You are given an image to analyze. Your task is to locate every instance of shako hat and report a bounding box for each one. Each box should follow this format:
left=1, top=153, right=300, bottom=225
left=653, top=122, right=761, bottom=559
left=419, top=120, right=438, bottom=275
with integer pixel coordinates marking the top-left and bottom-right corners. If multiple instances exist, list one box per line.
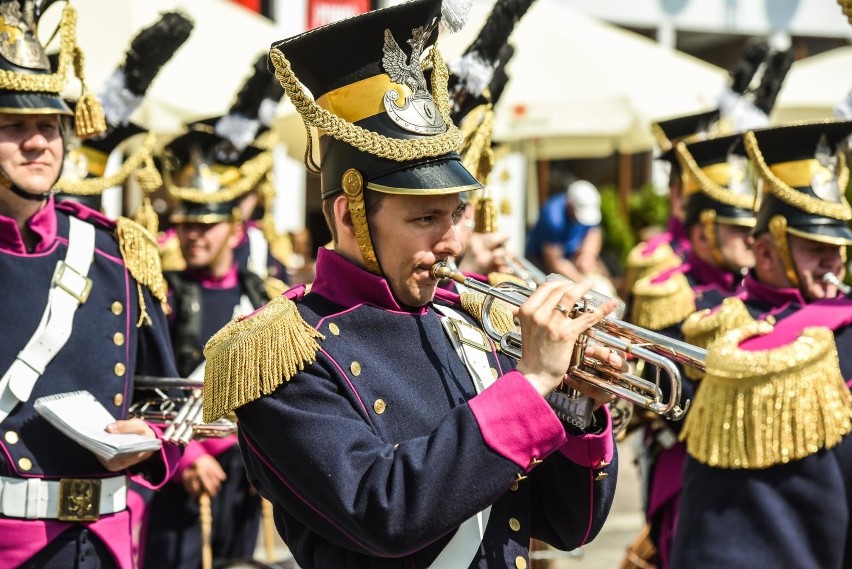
left=746, top=120, right=852, bottom=246
left=164, top=125, right=272, bottom=225
left=678, top=133, right=756, bottom=228
left=269, top=0, right=480, bottom=199
left=0, top=0, right=108, bottom=137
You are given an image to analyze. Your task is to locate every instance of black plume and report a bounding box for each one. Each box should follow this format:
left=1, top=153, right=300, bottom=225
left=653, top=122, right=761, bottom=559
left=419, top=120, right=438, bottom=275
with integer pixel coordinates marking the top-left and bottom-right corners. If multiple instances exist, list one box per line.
left=464, top=0, right=536, bottom=64
left=729, top=38, right=769, bottom=95
left=754, top=49, right=793, bottom=115
left=488, top=44, right=515, bottom=107
left=123, top=12, right=194, bottom=96
left=229, top=53, right=276, bottom=120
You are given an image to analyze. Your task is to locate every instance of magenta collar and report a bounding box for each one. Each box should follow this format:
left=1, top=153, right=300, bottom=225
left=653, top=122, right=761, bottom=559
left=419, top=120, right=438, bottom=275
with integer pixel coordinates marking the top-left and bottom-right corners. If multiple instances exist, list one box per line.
left=187, top=264, right=239, bottom=289
left=0, top=196, right=57, bottom=254
left=742, top=272, right=807, bottom=308
left=310, top=248, right=428, bottom=313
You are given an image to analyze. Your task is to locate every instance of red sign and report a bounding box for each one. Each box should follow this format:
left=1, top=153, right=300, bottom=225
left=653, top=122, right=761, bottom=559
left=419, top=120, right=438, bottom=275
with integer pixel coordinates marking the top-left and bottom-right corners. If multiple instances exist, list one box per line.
left=308, top=0, right=371, bottom=29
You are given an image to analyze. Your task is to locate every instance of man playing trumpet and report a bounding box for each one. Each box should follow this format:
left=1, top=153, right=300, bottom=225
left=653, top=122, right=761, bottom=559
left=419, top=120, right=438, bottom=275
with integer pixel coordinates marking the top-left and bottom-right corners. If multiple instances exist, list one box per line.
left=202, top=2, right=624, bottom=567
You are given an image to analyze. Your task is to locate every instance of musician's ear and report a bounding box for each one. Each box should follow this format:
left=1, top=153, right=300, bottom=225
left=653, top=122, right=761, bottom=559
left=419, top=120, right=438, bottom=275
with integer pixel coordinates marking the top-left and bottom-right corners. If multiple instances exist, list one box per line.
left=333, top=194, right=356, bottom=239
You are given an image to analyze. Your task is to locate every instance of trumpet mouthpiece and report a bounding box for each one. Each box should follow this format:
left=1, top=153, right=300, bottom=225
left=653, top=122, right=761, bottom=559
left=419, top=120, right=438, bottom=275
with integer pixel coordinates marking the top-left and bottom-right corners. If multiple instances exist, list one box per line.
left=430, top=261, right=463, bottom=283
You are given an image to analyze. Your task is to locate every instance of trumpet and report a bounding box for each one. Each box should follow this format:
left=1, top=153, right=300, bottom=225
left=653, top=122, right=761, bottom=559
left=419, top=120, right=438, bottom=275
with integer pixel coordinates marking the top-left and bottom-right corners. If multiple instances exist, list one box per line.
left=824, top=272, right=851, bottom=295
left=431, top=262, right=701, bottom=422
left=131, top=376, right=237, bottom=445
left=498, top=252, right=547, bottom=288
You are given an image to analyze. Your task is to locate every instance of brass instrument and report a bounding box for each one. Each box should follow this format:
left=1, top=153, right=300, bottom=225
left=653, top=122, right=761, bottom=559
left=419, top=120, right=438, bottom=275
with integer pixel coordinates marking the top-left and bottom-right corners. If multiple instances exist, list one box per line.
left=431, top=262, right=701, bottom=422
left=824, top=272, right=851, bottom=295
left=131, top=376, right=236, bottom=445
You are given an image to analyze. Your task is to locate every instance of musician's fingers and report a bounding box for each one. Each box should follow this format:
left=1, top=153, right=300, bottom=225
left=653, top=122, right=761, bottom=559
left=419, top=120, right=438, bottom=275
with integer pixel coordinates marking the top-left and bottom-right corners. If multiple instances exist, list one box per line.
left=585, top=345, right=628, bottom=372
left=516, top=280, right=566, bottom=319
left=106, top=418, right=156, bottom=438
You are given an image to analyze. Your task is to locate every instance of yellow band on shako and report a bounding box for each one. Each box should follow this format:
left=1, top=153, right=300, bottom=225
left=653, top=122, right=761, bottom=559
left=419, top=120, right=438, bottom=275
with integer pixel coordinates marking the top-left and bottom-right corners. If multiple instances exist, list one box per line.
left=769, top=158, right=833, bottom=188
left=315, top=74, right=412, bottom=125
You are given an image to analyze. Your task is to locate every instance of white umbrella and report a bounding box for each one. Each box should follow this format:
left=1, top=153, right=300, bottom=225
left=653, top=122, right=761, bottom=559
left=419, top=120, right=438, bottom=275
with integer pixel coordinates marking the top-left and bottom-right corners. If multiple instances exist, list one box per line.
left=41, top=0, right=283, bottom=133
left=773, top=46, right=852, bottom=124
left=439, top=0, right=726, bottom=157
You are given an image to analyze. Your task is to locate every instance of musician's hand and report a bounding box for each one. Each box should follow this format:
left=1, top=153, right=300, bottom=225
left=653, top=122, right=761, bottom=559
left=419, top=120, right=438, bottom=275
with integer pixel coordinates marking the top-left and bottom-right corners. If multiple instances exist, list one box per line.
left=99, top=419, right=157, bottom=471
left=562, top=345, right=628, bottom=410
left=514, top=280, right=620, bottom=397
left=182, top=454, right=227, bottom=498
left=458, top=231, right=509, bottom=275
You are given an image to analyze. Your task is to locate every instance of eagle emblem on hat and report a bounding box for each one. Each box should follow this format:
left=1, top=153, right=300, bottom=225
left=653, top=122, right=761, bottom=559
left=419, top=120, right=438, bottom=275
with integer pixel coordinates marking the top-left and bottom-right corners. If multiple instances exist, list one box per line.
left=382, top=22, right=447, bottom=135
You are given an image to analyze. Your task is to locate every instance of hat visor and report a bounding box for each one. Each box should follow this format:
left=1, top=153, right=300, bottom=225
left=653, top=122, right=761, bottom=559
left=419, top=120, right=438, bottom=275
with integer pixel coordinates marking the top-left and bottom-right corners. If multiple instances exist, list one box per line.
left=786, top=224, right=852, bottom=246
left=170, top=213, right=233, bottom=224
left=0, top=92, right=72, bottom=115
left=365, top=157, right=483, bottom=195
left=574, top=206, right=602, bottom=226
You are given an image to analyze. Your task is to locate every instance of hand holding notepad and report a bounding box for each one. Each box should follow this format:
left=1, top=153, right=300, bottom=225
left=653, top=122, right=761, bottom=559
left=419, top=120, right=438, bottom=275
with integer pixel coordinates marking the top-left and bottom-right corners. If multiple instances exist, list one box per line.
left=34, top=390, right=161, bottom=462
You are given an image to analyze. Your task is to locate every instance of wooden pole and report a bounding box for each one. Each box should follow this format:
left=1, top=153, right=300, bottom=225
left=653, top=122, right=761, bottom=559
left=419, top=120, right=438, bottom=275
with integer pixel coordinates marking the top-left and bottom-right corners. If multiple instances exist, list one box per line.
left=199, top=491, right=213, bottom=569
left=262, top=498, right=277, bottom=562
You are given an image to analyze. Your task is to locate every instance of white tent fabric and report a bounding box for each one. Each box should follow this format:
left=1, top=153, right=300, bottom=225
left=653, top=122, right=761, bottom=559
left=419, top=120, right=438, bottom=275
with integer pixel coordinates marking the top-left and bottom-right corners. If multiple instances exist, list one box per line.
left=773, top=46, right=852, bottom=124
left=40, top=0, right=282, bottom=133
left=437, top=0, right=727, bottom=157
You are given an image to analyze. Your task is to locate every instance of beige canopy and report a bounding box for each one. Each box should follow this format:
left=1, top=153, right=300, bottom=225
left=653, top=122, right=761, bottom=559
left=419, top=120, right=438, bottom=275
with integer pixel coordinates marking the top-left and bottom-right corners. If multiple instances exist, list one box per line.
left=773, top=46, right=852, bottom=124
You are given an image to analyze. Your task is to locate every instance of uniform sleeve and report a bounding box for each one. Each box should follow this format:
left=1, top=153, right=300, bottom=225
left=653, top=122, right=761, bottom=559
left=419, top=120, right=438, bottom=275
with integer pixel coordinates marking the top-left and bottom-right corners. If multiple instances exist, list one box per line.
left=236, top=355, right=612, bottom=557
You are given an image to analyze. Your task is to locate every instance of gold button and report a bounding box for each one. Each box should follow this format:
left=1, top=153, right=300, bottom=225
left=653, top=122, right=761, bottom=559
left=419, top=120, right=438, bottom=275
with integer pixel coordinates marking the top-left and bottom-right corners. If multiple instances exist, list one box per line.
left=4, top=431, right=18, bottom=444
left=111, top=301, right=123, bottom=315
left=114, top=362, right=126, bottom=376
left=598, top=460, right=610, bottom=468
left=350, top=361, right=362, bottom=376
left=18, top=457, right=32, bottom=471
left=329, top=322, right=340, bottom=336
left=373, top=399, right=386, bottom=414
left=490, top=367, right=498, bottom=379
left=112, top=332, right=125, bottom=346
left=509, top=517, right=521, bottom=531
left=515, top=556, right=527, bottom=569
left=510, top=481, right=519, bottom=492
left=114, top=393, right=124, bottom=406
left=529, top=457, right=543, bottom=467
left=595, top=471, right=609, bottom=481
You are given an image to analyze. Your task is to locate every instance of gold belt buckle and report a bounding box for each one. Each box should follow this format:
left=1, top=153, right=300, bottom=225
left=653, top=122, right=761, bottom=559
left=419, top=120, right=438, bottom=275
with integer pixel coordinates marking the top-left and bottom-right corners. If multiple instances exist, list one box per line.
left=58, top=478, right=101, bottom=521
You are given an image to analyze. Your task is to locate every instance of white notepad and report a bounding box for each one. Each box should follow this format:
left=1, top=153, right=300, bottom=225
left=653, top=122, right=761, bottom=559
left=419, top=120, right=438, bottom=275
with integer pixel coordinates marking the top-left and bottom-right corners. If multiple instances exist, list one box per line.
left=34, top=390, right=161, bottom=462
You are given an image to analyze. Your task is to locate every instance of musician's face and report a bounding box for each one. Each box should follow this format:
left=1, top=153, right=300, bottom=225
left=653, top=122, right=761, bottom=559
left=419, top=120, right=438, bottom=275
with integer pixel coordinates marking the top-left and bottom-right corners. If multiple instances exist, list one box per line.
left=370, top=192, right=465, bottom=308
left=716, top=223, right=754, bottom=273
left=789, top=235, right=845, bottom=300
left=176, top=220, right=240, bottom=271
left=0, top=113, right=63, bottom=198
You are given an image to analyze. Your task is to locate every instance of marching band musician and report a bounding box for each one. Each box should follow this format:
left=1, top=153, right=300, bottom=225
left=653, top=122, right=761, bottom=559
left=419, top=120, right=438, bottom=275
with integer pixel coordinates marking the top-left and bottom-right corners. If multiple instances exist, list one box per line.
left=626, top=131, right=759, bottom=569
left=0, top=1, right=180, bottom=567
left=672, top=120, right=852, bottom=568
left=201, top=1, right=625, bottom=567
left=140, top=130, right=274, bottom=569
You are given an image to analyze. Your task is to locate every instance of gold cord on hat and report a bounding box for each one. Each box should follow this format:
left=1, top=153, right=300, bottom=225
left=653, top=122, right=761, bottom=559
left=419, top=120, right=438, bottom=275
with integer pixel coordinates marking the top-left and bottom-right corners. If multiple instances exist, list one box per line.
left=269, top=44, right=463, bottom=173
left=699, top=209, right=726, bottom=267
left=768, top=215, right=800, bottom=289
left=167, top=151, right=273, bottom=204
left=55, top=132, right=159, bottom=195
left=676, top=141, right=756, bottom=210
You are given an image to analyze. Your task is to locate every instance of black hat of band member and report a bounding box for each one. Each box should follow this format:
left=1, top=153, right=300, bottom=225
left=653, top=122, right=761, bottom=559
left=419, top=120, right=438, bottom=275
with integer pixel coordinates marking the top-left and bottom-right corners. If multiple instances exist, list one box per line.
left=269, top=0, right=480, bottom=274
left=746, top=120, right=852, bottom=247
left=55, top=11, right=193, bottom=211
left=164, top=125, right=272, bottom=225
left=0, top=0, right=108, bottom=138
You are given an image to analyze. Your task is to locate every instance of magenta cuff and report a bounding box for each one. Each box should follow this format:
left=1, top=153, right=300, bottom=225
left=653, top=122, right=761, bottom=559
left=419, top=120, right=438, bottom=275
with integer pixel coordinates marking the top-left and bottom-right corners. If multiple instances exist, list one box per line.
left=134, top=423, right=183, bottom=490
left=468, top=371, right=567, bottom=471
left=558, top=404, right=614, bottom=468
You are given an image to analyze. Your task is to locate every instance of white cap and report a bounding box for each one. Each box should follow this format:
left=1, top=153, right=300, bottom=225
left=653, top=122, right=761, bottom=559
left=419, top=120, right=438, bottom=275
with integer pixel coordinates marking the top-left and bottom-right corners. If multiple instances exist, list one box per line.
left=567, top=180, right=601, bottom=225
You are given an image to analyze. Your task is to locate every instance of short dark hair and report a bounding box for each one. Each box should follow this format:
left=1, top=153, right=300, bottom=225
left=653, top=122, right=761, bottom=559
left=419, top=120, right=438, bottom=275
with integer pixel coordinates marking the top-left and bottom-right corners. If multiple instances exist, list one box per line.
left=321, top=188, right=388, bottom=245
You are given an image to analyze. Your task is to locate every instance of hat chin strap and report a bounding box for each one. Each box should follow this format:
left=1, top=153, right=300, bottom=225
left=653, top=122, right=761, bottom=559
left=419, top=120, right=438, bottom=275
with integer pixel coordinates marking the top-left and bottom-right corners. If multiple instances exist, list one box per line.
left=699, top=210, right=726, bottom=268
left=342, top=168, right=382, bottom=275
left=0, top=169, right=58, bottom=202
left=768, top=215, right=801, bottom=290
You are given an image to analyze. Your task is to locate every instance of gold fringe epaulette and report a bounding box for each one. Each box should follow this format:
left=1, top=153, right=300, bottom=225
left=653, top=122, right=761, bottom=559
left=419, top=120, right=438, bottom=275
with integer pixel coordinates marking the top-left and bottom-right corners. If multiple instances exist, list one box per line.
left=158, top=233, right=187, bottom=272
left=680, top=322, right=852, bottom=469
left=681, top=297, right=754, bottom=379
left=624, top=240, right=680, bottom=292
left=459, top=290, right=516, bottom=338
left=115, top=217, right=169, bottom=326
left=487, top=272, right=528, bottom=287
left=202, top=294, right=325, bottom=422
left=629, top=269, right=695, bottom=330
left=263, top=276, right=288, bottom=299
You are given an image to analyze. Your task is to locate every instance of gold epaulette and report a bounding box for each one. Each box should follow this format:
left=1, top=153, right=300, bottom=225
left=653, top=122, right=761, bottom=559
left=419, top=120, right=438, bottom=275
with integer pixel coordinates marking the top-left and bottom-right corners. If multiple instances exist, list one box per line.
left=115, top=217, right=169, bottom=326
left=158, top=233, right=187, bottom=272
left=263, top=276, right=287, bottom=299
left=202, top=294, right=325, bottom=422
left=624, top=240, right=680, bottom=292
left=487, top=272, right=528, bottom=287
left=459, top=290, right=516, bottom=338
left=681, top=297, right=754, bottom=379
left=679, top=322, right=852, bottom=469
left=629, top=269, right=695, bottom=330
